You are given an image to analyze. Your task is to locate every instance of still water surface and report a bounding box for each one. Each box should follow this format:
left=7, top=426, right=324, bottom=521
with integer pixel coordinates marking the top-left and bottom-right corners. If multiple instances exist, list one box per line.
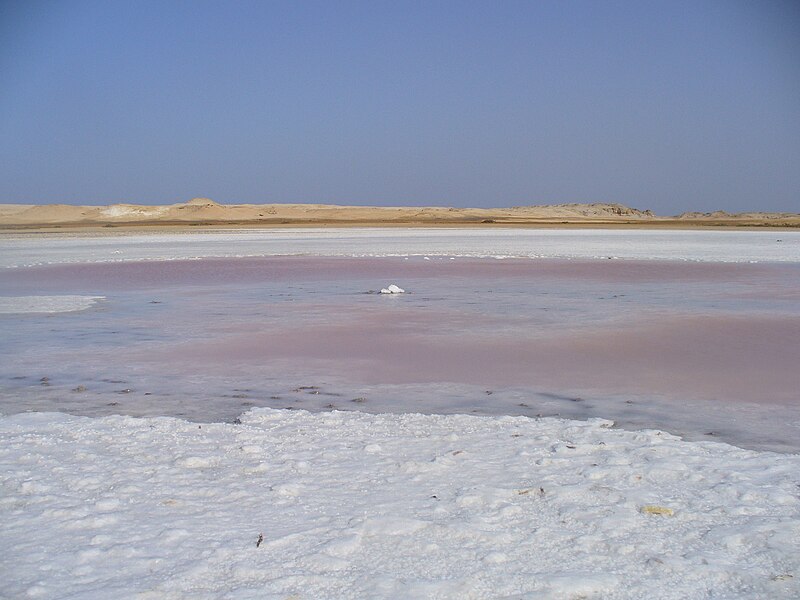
left=2, top=250, right=798, bottom=452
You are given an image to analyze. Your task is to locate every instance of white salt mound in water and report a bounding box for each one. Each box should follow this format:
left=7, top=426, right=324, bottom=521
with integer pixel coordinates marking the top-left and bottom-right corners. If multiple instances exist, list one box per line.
left=380, top=284, right=405, bottom=294
left=0, top=408, right=798, bottom=599
left=0, top=295, right=104, bottom=314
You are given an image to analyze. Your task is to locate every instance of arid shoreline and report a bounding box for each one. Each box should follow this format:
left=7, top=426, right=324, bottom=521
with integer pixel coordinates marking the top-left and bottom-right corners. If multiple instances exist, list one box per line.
left=1, top=198, right=798, bottom=232
left=2, top=218, right=798, bottom=235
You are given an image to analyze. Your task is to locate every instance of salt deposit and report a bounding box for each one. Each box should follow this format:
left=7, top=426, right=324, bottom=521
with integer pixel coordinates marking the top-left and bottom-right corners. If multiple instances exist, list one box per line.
left=0, top=408, right=797, bottom=599
left=1, top=228, right=799, bottom=268
left=380, top=284, right=405, bottom=294
left=0, top=295, right=104, bottom=314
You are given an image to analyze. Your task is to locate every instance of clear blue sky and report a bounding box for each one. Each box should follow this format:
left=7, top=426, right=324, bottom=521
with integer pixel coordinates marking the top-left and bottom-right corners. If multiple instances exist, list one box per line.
left=1, top=0, right=798, bottom=214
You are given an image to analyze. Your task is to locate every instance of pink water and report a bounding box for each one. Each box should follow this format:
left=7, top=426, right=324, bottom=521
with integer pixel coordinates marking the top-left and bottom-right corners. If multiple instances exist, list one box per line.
left=2, top=256, right=799, bottom=451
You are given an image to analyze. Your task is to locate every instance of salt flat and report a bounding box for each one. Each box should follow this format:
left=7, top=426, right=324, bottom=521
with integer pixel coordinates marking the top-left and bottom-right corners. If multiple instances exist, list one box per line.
left=1, top=229, right=799, bottom=598
left=1, top=227, right=799, bottom=268
left=2, top=409, right=798, bottom=599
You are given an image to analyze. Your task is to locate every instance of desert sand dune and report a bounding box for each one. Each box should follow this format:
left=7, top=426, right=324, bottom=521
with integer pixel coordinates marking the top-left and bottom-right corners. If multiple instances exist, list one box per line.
left=0, top=198, right=797, bottom=229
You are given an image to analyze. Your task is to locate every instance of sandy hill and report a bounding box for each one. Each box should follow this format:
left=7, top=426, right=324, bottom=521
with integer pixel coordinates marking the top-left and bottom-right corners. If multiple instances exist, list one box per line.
left=678, top=210, right=800, bottom=221
left=0, top=199, right=797, bottom=229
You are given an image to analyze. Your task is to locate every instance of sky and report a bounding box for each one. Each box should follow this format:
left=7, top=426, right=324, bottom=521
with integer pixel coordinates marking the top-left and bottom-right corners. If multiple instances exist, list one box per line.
left=0, top=0, right=798, bottom=214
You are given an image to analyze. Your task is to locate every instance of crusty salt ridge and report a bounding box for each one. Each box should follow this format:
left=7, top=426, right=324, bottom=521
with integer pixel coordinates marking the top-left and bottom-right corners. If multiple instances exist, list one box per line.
left=380, top=284, right=405, bottom=294
left=1, top=409, right=798, bottom=599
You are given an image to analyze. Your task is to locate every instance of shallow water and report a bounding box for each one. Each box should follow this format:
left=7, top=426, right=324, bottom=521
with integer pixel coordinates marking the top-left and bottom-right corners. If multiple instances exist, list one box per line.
left=1, top=250, right=799, bottom=453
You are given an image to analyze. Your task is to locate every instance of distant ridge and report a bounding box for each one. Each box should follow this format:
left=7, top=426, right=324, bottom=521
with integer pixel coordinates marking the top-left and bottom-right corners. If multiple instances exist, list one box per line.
left=678, top=210, right=800, bottom=221
left=514, top=203, right=655, bottom=218
left=0, top=199, right=797, bottom=229
left=183, top=197, right=221, bottom=207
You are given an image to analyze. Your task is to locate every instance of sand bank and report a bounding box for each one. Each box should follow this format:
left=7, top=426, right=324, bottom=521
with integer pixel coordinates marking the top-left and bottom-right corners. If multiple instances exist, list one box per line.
left=1, top=198, right=798, bottom=230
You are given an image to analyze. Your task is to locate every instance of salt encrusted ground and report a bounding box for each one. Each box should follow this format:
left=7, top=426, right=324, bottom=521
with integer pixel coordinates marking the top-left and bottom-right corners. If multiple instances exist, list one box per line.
left=1, top=228, right=799, bottom=268
left=2, top=230, right=799, bottom=598
left=1, top=408, right=798, bottom=599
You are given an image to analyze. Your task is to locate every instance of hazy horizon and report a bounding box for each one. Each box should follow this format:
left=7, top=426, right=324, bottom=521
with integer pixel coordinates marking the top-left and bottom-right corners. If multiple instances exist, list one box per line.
left=1, top=1, right=799, bottom=213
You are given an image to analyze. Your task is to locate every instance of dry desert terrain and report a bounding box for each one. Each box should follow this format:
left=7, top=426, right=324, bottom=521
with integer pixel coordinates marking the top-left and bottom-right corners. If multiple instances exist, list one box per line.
left=0, top=198, right=797, bottom=230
